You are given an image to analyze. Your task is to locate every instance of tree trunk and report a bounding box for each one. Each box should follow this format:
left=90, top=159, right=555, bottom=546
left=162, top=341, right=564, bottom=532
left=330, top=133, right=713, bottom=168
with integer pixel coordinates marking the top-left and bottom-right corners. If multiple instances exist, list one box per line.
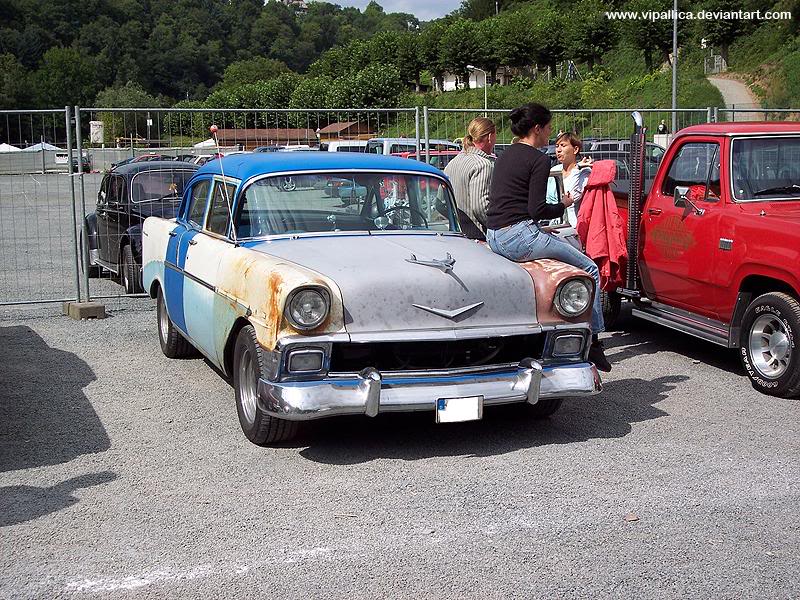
left=588, top=56, right=595, bottom=70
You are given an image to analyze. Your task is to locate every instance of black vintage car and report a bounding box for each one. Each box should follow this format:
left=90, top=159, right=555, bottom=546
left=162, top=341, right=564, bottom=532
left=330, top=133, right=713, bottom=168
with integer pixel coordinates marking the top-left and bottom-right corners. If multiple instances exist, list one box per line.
left=83, top=161, right=199, bottom=293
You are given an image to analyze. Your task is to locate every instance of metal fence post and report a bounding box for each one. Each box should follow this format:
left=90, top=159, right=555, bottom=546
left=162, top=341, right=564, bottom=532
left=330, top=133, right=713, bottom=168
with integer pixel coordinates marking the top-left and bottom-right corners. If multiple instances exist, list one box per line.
left=414, top=106, right=420, bottom=161
left=66, top=106, right=82, bottom=303
left=706, top=107, right=713, bottom=123
left=712, top=107, right=719, bottom=123
left=423, top=106, right=430, bottom=164
left=74, top=106, right=90, bottom=302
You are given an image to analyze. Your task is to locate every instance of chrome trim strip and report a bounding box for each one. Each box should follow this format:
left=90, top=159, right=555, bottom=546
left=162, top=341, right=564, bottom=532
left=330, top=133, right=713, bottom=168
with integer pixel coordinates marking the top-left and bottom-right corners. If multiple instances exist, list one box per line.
left=257, top=362, right=601, bottom=421
left=632, top=303, right=730, bottom=346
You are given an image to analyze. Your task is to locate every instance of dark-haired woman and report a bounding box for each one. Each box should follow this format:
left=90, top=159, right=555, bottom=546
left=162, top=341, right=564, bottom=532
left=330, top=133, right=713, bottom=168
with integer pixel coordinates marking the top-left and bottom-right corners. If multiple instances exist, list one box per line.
left=486, top=103, right=611, bottom=372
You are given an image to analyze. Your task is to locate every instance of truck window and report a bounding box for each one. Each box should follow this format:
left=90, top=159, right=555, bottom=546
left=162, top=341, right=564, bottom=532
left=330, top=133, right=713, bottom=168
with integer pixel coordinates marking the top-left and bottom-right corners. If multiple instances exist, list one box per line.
left=366, top=141, right=384, bottom=154
left=662, top=142, right=720, bottom=200
left=731, top=137, right=800, bottom=201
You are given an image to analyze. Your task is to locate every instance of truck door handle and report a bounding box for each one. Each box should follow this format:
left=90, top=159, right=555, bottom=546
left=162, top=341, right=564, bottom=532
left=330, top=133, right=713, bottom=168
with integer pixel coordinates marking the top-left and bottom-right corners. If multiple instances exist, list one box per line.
left=188, top=239, right=198, bottom=246
left=648, top=208, right=662, bottom=216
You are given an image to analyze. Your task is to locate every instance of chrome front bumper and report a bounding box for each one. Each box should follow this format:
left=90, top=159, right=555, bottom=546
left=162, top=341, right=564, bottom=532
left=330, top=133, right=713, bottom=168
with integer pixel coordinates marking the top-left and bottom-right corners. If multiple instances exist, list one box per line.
left=257, top=361, right=601, bottom=421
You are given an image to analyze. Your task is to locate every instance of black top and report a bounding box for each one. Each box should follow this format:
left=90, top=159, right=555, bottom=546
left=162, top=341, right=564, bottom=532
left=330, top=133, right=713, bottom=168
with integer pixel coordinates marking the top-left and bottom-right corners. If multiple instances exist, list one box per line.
left=486, top=143, right=565, bottom=230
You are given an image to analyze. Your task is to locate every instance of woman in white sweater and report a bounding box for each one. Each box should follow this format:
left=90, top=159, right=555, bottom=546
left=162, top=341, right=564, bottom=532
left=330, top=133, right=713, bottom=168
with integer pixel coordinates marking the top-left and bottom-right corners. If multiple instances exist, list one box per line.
left=554, top=132, right=593, bottom=227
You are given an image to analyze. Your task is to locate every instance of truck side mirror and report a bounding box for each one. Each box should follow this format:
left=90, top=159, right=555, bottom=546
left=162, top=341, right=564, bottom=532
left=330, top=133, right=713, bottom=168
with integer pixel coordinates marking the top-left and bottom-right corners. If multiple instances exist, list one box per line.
left=674, top=186, right=689, bottom=207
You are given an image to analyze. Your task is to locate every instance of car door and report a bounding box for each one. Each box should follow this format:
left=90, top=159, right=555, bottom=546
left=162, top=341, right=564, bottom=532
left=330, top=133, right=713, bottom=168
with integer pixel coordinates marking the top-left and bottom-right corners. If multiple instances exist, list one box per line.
left=163, top=178, right=211, bottom=336
left=96, top=174, right=126, bottom=267
left=181, top=177, right=237, bottom=361
left=639, top=139, right=723, bottom=317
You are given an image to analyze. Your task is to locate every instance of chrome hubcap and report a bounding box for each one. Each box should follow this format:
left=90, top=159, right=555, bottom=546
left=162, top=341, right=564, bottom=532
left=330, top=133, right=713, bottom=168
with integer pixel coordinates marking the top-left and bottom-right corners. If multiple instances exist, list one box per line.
left=749, top=314, right=792, bottom=379
left=238, top=347, right=258, bottom=426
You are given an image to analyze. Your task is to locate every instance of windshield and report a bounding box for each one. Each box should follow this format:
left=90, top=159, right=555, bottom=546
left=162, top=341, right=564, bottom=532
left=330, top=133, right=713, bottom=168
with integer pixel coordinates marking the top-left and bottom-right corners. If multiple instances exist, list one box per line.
left=732, top=137, right=800, bottom=201
left=237, top=172, right=460, bottom=237
left=130, top=170, right=194, bottom=203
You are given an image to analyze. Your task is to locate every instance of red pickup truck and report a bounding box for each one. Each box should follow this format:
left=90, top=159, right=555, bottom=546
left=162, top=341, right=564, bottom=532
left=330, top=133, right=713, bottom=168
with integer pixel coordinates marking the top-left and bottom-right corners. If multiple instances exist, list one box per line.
left=608, top=118, right=800, bottom=398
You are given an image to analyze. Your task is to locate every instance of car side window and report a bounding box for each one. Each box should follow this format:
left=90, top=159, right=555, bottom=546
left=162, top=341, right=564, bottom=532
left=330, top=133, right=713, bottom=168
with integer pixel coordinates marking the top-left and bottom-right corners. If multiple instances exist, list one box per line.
left=187, top=180, right=211, bottom=228
left=98, top=175, right=109, bottom=204
left=206, top=181, right=237, bottom=236
left=108, top=175, right=126, bottom=205
left=661, top=142, right=720, bottom=199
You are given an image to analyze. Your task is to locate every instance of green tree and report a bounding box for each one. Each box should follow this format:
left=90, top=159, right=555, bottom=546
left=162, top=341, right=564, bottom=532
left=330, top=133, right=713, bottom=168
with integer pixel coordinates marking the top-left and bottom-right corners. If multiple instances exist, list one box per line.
left=218, top=58, right=290, bottom=90
left=0, top=53, right=31, bottom=109
left=95, top=81, right=162, bottom=143
left=567, top=0, right=618, bottom=69
left=439, top=19, right=481, bottom=89
left=701, top=0, right=752, bottom=63
left=33, top=46, right=100, bottom=107
left=621, top=0, right=675, bottom=71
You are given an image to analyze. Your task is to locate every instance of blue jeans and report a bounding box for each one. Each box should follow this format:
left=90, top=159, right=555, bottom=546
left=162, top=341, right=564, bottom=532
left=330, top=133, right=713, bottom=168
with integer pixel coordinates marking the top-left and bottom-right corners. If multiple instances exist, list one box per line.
left=487, top=220, right=604, bottom=335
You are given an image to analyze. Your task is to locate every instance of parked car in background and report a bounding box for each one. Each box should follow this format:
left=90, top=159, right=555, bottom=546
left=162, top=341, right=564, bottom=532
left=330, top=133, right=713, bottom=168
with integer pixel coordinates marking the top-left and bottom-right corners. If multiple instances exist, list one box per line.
left=110, top=154, right=176, bottom=170
left=83, top=161, right=199, bottom=293
left=142, top=152, right=602, bottom=445
left=392, top=150, right=461, bottom=170
left=366, top=137, right=460, bottom=155
left=324, top=140, right=368, bottom=153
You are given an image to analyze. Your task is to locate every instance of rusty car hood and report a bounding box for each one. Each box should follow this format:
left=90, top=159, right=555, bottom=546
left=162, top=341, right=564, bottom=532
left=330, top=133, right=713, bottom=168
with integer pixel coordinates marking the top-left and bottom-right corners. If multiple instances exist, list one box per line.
left=246, top=233, right=538, bottom=336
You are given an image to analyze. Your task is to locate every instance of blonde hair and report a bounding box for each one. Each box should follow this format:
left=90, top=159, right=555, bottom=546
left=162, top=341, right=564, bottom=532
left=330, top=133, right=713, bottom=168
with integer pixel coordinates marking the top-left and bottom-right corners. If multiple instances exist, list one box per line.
left=462, top=117, right=496, bottom=151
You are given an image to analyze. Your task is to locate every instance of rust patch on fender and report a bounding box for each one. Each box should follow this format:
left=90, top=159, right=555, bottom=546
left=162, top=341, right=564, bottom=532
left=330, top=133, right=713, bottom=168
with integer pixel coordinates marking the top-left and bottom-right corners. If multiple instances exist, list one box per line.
left=518, top=259, right=593, bottom=326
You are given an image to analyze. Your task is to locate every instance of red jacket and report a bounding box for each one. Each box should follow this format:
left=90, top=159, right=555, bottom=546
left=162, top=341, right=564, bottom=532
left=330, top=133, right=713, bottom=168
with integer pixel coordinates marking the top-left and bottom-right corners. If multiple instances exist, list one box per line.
left=575, top=160, right=627, bottom=291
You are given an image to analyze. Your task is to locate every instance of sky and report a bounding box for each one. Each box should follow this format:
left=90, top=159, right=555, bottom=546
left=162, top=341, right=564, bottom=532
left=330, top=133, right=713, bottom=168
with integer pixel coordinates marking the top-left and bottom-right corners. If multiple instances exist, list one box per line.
left=318, top=0, right=463, bottom=20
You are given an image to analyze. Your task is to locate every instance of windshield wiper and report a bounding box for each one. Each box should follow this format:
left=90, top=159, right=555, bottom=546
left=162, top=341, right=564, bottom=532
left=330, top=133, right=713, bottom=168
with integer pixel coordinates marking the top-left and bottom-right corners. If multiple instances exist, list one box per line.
left=753, top=184, right=800, bottom=196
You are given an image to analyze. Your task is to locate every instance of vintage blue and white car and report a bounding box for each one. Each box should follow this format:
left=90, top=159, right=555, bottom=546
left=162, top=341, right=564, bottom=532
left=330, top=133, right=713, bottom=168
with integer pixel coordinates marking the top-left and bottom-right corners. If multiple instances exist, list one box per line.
left=142, top=152, right=602, bottom=445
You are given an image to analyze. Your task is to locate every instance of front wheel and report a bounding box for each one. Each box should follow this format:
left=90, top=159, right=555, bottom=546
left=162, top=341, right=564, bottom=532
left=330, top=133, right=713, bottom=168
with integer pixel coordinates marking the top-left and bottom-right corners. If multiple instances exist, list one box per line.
left=526, top=398, right=563, bottom=418
left=739, top=292, right=800, bottom=398
left=600, top=290, right=622, bottom=329
left=233, top=325, right=299, bottom=445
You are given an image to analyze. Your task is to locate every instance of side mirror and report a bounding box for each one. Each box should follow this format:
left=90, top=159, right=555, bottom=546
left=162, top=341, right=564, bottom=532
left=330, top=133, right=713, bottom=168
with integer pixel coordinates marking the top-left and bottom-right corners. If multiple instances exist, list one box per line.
left=673, top=186, right=689, bottom=207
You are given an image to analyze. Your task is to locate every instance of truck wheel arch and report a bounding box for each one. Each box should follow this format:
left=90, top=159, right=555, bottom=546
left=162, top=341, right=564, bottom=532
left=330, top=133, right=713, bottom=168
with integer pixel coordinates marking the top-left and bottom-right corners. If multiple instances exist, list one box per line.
left=733, top=275, right=800, bottom=329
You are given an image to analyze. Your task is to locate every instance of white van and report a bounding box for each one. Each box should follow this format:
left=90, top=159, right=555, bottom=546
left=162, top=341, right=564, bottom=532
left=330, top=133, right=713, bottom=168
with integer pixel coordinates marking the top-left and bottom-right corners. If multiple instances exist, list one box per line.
left=326, top=140, right=368, bottom=153
left=365, top=137, right=460, bottom=155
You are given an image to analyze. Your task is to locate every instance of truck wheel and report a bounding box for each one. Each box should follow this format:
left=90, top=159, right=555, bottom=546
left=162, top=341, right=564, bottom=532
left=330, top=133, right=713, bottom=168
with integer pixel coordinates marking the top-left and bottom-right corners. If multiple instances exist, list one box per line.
left=526, top=398, right=563, bottom=418
left=601, top=290, right=622, bottom=329
left=739, top=292, right=800, bottom=398
left=120, top=245, right=143, bottom=294
left=157, top=288, right=194, bottom=359
left=233, top=325, right=299, bottom=445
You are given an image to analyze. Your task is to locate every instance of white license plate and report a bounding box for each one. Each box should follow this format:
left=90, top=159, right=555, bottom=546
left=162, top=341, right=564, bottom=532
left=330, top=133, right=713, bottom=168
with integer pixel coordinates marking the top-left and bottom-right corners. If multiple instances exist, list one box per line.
left=435, top=396, right=483, bottom=423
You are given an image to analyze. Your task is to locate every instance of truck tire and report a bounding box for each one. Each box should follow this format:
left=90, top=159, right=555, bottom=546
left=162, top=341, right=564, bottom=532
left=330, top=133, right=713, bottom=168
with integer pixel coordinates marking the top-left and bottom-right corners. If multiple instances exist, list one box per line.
left=233, top=325, right=299, bottom=445
left=120, top=244, right=143, bottom=294
left=601, top=290, right=622, bottom=329
left=739, top=292, right=800, bottom=398
left=157, top=288, right=194, bottom=359
left=526, top=398, right=563, bottom=418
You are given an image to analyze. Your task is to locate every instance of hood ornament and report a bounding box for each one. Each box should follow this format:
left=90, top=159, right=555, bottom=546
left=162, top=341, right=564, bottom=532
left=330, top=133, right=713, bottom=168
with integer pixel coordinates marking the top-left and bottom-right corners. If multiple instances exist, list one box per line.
left=413, top=301, right=484, bottom=320
left=406, top=252, right=455, bottom=273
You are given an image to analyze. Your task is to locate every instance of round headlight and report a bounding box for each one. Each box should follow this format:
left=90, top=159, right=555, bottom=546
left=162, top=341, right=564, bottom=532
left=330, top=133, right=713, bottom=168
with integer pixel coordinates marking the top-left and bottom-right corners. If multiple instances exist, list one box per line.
left=555, top=278, right=592, bottom=317
left=286, top=287, right=330, bottom=330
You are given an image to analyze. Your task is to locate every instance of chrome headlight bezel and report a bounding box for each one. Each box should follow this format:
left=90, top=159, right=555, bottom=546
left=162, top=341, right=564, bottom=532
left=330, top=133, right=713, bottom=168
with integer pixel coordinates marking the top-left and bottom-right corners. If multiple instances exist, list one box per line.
left=554, top=277, right=593, bottom=318
left=284, top=286, right=331, bottom=331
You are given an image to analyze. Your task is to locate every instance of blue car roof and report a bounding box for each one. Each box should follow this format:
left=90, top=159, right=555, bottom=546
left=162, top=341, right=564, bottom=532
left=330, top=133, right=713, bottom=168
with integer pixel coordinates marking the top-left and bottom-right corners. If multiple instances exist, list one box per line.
left=195, top=151, right=446, bottom=181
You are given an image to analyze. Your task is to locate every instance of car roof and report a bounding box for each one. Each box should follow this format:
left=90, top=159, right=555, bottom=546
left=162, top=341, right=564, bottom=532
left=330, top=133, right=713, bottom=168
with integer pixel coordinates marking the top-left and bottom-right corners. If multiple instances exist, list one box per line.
left=196, top=152, right=445, bottom=181
left=677, top=122, right=800, bottom=136
left=111, top=161, right=199, bottom=174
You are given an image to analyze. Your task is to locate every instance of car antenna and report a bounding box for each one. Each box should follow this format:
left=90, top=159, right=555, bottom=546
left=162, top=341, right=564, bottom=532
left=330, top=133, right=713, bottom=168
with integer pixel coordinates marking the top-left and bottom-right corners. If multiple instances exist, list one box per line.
left=210, top=124, right=239, bottom=246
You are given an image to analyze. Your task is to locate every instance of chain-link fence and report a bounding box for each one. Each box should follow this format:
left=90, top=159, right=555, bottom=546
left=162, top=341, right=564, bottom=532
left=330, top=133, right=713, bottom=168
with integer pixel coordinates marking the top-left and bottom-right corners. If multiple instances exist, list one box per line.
left=0, top=108, right=83, bottom=305
left=1, top=104, right=798, bottom=306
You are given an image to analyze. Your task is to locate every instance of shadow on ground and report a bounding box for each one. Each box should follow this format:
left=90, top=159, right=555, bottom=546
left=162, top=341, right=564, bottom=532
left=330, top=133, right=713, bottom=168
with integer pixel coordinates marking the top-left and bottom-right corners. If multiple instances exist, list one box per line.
left=602, top=305, right=745, bottom=376
left=296, top=375, right=685, bottom=465
left=0, top=471, right=117, bottom=527
left=0, top=325, right=110, bottom=473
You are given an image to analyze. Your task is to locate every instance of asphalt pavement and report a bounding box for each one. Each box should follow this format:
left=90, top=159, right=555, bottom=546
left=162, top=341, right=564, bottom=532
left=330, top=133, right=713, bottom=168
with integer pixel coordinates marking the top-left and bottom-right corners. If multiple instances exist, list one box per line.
left=1, top=302, right=798, bottom=599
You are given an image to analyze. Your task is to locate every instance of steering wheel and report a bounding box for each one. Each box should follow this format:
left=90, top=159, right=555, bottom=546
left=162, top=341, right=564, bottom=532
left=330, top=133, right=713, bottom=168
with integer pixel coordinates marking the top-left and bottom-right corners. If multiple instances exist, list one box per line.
left=374, top=205, right=428, bottom=229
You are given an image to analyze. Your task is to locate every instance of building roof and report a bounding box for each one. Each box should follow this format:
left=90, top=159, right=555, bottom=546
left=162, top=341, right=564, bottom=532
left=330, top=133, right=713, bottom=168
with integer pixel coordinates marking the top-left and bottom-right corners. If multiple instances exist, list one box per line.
left=215, top=128, right=317, bottom=143
left=317, top=122, right=360, bottom=134
left=196, top=151, right=445, bottom=182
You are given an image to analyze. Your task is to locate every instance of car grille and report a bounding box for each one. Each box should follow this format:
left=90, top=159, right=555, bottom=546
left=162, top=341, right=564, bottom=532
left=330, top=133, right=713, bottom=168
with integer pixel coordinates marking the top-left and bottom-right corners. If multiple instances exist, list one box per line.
left=328, top=335, right=545, bottom=373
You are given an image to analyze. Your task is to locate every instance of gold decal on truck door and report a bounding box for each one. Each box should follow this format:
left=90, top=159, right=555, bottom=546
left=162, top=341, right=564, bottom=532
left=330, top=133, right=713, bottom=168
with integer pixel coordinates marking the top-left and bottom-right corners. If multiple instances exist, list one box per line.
left=650, top=215, right=695, bottom=260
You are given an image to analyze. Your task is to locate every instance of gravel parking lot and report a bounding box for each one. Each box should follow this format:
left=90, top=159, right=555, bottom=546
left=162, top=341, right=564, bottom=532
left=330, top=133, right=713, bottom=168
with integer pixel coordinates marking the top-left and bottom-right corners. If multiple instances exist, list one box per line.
left=1, top=302, right=798, bottom=599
